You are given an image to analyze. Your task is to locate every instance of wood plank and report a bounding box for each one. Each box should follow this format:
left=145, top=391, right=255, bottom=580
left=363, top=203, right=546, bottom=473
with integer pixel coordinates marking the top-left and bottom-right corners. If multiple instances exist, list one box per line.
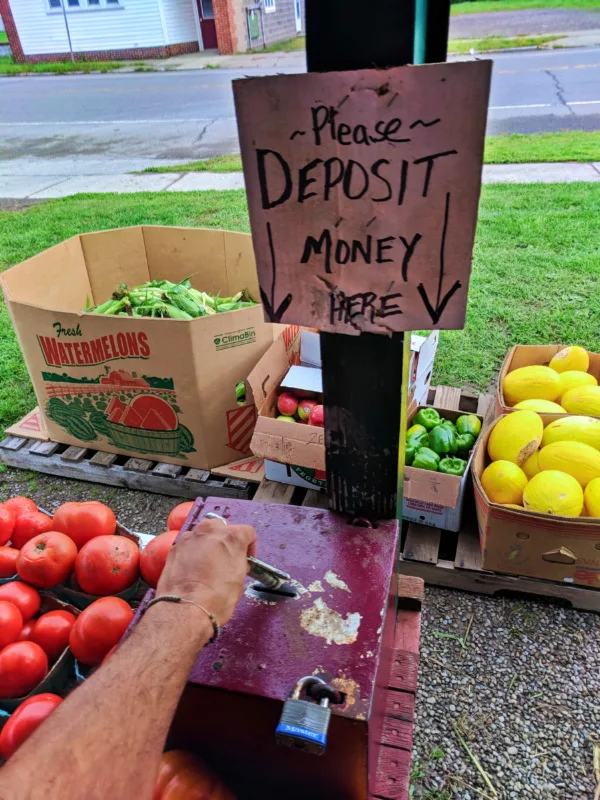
left=60, top=446, right=89, bottom=463
left=373, top=744, right=411, bottom=800
left=89, top=451, right=118, bottom=467
left=152, top=462, right=183, bottom=479
left=381, top=714, right=413, bottom=751
left=389, top=650, right=419, bottom=695
left=302, top=489, right=328, bottom=509
left=454, top=523, right=483, bottom=571
left=384, top=689, right=415, bottom=724
left=187, top=469, right=211, bottom=483
left=394, top=611, right=421, bottom=655
left=402, top=523, right=441, bottom=564
left=223, top=478, right=249, bottom=491
left=433, top=385, right=461, bottom=410
left=252, top=479, right=295, bottom=505
left=399, top=557, right=600, bottom=613
left=396, top=575, right=424, bottom=611
left=0, top=436, right=28, bottom=452
left=0, top=449, right=250, bottom=501
left=124, top=458, right=154, bottom=473
left=29, top=440, right=60, bottom=457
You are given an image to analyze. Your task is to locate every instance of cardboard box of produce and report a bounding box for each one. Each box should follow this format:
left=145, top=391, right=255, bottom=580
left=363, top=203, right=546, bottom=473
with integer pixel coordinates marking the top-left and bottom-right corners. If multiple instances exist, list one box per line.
left=403, top=406, right=483, bottom=533
left=472, top=415, right=600, bottom=586
left=496, top=344, right=600, bottom=416
left=1, top=226, right=276, bottom=470
left=248, top=326, right=438, bottom=479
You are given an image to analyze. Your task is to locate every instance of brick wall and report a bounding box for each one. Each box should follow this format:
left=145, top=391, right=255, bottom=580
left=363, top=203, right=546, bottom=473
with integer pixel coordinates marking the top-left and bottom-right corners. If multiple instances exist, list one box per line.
left=0, top=0, right=25, bottom=62
left=4, top=40, right=198, bottom=65
left=261, top=0, right=303, bottom=47
left=213, top=0, right=238, bottom=54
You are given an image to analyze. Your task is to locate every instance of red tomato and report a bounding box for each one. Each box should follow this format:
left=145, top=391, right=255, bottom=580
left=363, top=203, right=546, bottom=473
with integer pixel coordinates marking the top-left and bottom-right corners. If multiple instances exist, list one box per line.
left=52, top=501, right=116, bottom=550
left=0, top=693, right=62, bottom=759
left=0, top=547, right=18, bottom=579
left=101, top=644, right=118, bottom=665
left=0, top=583, right=41, bottom=622
left=18, top=620, right=36, bottom=642
left=69, top=596, right=133, bottom=666
left=154, top=750, right=235, bottom=800
left=0, top=642, right=48, bottom=699
left=167, top=502, right=194, bottom=532
left=140, top=531, right=178, bottom=589
left=31, top=610, right=76, bottom=662
left=0, top=506, right=15, bottom=547
left=11, top=511, right=53, bottom=550
left=2, top=497, right=37, bottom=519
left=17, top=532, right=77, bottom=589
left=74, top=535, right=139, bottom=596
left=0, top=601, right=23, bottom=649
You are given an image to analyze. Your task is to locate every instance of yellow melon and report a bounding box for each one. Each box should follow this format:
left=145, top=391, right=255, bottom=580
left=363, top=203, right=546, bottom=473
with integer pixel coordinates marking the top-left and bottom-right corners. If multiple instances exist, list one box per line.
left=549, top=345, right=589, bottom=374
left=523, top=470, right=583, bottom=517
left=521, top=450, right=541, bottom=480
left=514, top=399, right=565, bottom=413
left=487, top=411, right=544, bottom=466
left=502, top=366, right=561, bottom=406
left=557, top=370, right=597, bottom=400
left=583, top=477, right=600, bottom=517
left=481, top=461, right=528, bottom=505
left=538, top=440, right=600, bottom=488
left=561, top=385, right=600, bottom=417
left=542, top=415, right=600, bottom=451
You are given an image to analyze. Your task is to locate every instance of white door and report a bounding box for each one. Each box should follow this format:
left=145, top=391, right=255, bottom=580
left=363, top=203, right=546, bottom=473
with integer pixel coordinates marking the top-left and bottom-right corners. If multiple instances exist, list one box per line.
left=294, top=0, right=302, bottom=32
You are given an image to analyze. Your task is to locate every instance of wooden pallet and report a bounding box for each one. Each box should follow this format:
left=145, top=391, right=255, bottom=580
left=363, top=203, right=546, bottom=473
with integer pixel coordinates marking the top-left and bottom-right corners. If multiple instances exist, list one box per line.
left=0, top=436, right=252, bottom=501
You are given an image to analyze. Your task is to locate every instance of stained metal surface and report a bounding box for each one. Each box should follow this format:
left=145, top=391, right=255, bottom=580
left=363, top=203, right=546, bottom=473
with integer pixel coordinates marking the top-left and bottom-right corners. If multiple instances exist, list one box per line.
left=180, top=498, right=399, bottom=721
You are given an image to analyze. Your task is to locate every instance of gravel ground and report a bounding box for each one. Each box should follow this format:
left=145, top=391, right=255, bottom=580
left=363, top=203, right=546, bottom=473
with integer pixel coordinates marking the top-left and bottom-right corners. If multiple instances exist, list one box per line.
left=0, top=467, right=179, bottom=534
left=449, top=8, right=600, bottom=38
left=412, top=587, right=599, bottom=800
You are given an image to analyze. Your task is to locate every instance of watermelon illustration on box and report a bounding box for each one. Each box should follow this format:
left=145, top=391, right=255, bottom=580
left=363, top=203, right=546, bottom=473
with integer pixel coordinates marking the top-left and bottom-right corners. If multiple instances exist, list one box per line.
left=45, top=369, right=195, bottom=457
left=0, top=225, right=277, bottom=470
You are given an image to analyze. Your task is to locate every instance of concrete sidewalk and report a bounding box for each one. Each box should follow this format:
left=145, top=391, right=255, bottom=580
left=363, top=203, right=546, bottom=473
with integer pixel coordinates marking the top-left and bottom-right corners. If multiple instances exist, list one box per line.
left=2, top=163, right=600, bottom=200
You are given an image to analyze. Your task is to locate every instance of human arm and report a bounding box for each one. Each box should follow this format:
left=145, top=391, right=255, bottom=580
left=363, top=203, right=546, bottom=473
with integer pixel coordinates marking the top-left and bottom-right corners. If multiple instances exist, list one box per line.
left=0, top=518, right=257, bottom=800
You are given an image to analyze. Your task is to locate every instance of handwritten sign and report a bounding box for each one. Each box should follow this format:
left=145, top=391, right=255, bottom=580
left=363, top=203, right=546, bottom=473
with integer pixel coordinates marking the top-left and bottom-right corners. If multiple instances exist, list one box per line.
left=233, top=61, right=491, bottom=334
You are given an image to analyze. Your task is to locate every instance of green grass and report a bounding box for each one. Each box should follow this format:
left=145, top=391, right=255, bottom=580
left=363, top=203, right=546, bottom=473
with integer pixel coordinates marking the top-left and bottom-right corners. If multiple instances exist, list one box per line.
left=0, top=32, right=8, bottom=45
left=451, top=0, right=600, bottom=13
left=142, top=154, right=243, bottom=174
left=449, top=34, right=559, bottom=53
left=485, top=131, right=600, bottom=163
left=0, top=55, right=124, bottom=75
left=0, top=184, right=599, bottom=432
left=252, top=35, right=306, bottom=53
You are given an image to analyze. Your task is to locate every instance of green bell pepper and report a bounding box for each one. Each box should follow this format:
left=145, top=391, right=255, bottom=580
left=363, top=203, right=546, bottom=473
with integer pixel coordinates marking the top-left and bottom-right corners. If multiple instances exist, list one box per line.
left=406, top=424, right=427, bottom=441
left=407, top=430, right=429, bottom=449
left=405, top=443, right=417, bottom=466
left=428, top=425, right=457, bottom=455
left=455, top=432, right=475, bottom=457
left=438, top=457, right=467, bottom=476
left=439, top=419, right=457, bottom=433
left=456, top=414, right=481, bottom=438
left=413, top=408, right=441, bottom=431
left=412, top=447, right=440, bottom=471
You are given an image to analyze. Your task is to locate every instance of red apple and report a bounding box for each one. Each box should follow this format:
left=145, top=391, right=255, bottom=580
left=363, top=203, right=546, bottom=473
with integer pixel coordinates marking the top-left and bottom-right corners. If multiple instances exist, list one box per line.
left=277, top=392, right=298, bottom=417
left=297, top=399, right=317, bottom=422
left=308, top=404, right=324, bottom=427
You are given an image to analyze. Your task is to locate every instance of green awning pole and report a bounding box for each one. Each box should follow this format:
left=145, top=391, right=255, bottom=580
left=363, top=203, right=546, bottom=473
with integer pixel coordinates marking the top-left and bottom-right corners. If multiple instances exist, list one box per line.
left=413, top=0, right=428, bottom=65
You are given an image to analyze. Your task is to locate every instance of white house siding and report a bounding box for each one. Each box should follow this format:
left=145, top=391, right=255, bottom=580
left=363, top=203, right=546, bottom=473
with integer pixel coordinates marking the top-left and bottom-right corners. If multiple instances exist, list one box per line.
left=9, top=0, right=165, bottom=56
left=160, top=0, right=197, bottom=44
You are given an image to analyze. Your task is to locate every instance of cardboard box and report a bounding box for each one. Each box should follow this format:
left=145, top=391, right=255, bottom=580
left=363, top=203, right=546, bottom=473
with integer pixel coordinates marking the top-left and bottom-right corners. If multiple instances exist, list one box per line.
left=472, top=415, right=600, bottom=586
left=264, top=459, right=326, bottom=490
left=496, top=344, right=600, bottom=416
left=402, top=405, right=483, bottom=532
left=249, top=327, right=439, bottom=473
left=1, top=226, right=276, bottom=470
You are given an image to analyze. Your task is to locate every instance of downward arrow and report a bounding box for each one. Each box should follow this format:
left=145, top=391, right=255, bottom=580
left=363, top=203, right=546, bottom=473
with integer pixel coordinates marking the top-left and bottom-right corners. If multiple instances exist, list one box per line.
left=418, top=192, right=463, bottom=325
left=261, top=221, right=294, bottom=323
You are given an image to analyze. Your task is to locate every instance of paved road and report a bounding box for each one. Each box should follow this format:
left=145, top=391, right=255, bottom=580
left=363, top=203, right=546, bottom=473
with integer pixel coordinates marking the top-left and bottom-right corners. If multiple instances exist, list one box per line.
left=1, top=46, right=600, bottom=178
left=450, top=8, right=600, bottom=38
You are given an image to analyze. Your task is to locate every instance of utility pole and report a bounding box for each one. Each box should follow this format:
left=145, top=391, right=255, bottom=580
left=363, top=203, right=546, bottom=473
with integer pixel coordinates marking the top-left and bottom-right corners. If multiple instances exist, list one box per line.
left=60, top=0, right=76, bottom=63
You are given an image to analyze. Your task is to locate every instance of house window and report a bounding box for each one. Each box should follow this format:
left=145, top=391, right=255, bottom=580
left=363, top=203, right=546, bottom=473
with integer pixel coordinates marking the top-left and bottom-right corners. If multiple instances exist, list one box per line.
left=48, top=0, right=62, bottom=7
left=263, top=0, right=276, bottom=12
left=47, top=0, right=121, bottom=9
left=88, top=0, right=101, bottom=5
left=67, top=0, right=80, bottom=6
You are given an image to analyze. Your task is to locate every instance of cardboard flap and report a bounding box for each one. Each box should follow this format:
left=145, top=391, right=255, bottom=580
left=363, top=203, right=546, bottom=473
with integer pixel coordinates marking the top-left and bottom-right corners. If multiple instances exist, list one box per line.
left=142, top=226, right=227, bottom=293
left=251, top=416, right=326, bottom=471
left=81, top=227, right=149, bottom=304
left=542, top=547, right=577, bottom=564
left=404, top=466, right=460, bottom=507
left=248, top=331, right=292, bottom=408
left=1, top=236, right=91, bottom=311
left=223, top=231, right=261, bottom=300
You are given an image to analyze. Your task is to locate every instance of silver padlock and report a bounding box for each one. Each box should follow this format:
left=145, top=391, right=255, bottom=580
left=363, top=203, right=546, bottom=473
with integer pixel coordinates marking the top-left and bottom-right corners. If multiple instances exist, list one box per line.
left=275, top=676, right=331, bottom=756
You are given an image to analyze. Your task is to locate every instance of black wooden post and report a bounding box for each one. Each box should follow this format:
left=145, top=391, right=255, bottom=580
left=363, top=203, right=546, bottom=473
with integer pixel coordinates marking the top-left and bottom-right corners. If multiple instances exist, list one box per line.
left=305, top=0, right=451, bottom=519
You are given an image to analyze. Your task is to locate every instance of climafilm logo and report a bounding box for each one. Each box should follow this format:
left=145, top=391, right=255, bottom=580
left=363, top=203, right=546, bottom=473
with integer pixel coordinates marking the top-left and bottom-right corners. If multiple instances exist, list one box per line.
left=214, top=327, right=256, bottom=352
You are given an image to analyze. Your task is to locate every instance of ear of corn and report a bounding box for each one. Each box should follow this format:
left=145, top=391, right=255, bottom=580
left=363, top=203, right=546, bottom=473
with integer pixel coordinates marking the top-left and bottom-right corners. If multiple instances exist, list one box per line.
left=85, top=280, right=257, bottom=319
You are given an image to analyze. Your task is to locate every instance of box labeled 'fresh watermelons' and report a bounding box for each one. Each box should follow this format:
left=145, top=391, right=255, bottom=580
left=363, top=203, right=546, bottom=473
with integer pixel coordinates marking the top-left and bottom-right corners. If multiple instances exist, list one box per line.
left=1, top=226, right=275, bottom=470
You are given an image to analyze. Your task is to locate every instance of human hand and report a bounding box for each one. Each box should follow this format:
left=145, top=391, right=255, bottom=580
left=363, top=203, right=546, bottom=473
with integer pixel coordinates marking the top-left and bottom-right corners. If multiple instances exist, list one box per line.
left=156, top=518, right=257, bottom=627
